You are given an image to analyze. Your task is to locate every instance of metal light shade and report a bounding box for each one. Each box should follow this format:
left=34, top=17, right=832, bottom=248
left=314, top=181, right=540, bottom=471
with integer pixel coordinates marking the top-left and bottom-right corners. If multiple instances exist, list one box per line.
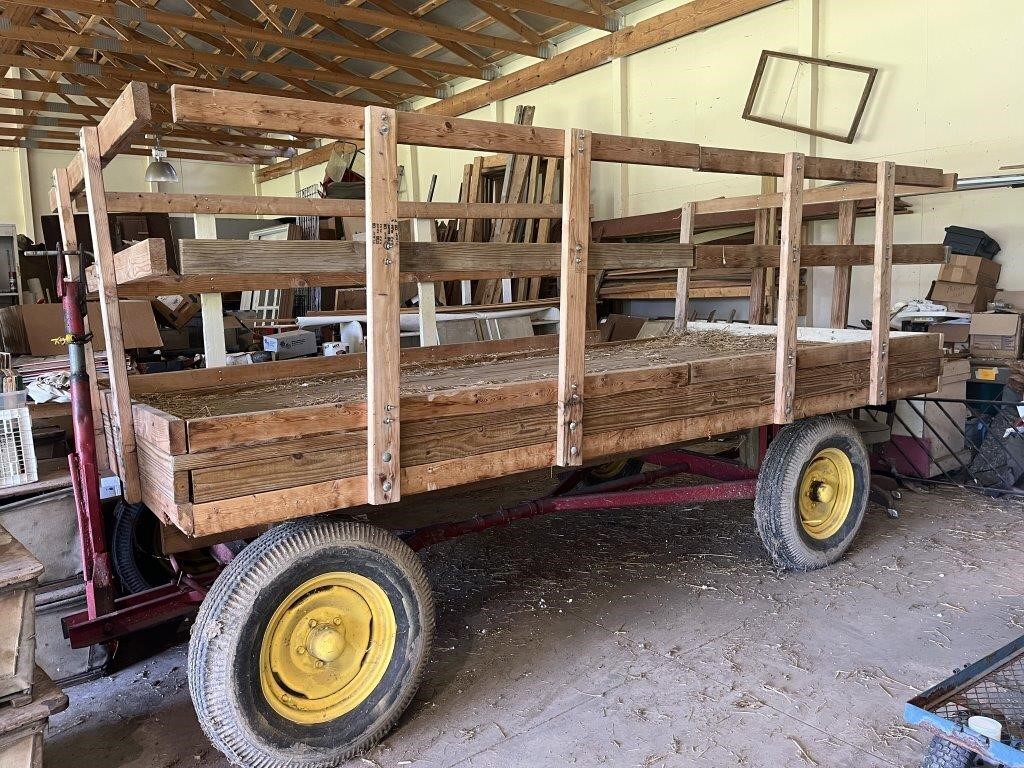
left=145, top=141, right=179, bottom=183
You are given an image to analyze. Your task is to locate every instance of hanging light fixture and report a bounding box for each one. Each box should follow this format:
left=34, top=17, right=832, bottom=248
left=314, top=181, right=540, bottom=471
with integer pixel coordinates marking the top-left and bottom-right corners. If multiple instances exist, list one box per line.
left=145, top=136, right=179, bottom=183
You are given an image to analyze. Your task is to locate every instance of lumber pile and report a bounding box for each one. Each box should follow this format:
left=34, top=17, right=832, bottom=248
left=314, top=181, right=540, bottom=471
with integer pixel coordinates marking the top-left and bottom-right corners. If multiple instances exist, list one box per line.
left=434, top=105, right=561, bottom=306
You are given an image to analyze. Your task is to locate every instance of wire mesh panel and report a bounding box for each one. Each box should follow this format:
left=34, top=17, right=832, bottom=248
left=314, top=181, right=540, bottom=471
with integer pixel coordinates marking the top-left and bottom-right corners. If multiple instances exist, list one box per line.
left=867, top=384, right=1024, bottom=497
left=928, top=643, right=1024, bottom=743
left=0, top=396, right=37, bottom=489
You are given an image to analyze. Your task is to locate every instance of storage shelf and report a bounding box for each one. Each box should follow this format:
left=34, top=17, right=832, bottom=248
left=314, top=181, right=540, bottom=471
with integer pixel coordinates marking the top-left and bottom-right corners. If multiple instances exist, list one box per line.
left=0, top=458, right=72, bottom=501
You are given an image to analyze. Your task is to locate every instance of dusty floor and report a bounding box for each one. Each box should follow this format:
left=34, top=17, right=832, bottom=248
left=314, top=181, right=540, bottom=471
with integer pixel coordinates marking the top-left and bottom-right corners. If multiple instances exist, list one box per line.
left=46, top=473, right=1023, bottom=768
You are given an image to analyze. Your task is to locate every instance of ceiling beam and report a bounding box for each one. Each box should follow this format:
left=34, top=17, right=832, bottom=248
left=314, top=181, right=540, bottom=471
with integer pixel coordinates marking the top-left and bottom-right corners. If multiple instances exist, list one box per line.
left=3, top=0, right=490, bottom=80
left=421, top=0, right=785, bottom=117
left=0, top=136, right=258, bottom=163
left=0, top=53, right=382, bottom=106
left=0, top=126, right=289, bottom=157
left=495, top=0, right=615, bottom=30
left=4, top=25, right=440, bottom=97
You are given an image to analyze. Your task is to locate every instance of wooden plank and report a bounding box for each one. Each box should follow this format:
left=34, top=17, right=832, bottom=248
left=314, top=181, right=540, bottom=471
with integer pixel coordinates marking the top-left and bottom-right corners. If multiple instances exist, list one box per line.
left=364, top=106, right=401, bottom=505
left=105, top=191, right=562, bottom=220
left=420, top=0, right=785, bottom=119
left=411, top=209, right=440, bottom=347
left=113, top=239, right=168, bottom=283
left=694, top=173, right=959, bottom=214
left=672, top=202, right=695, bottom=331
left=830, top=200, right=856, bottom=329
left=773, top=152, right=804, bottom=424
left=194, top=214, right=226, bottom=369
left=174, top=86, right=945, bottom=186
left=749, top=176, right=776, bottom=324
left=67, top=82, right=151, bottom=194
left=81, top=126, right=142, bottom=503
left=133, top=404, right=187, bottom=454
left=870, top=161, right=896, bottom=405
left=556, top=128, right=591, bottom=466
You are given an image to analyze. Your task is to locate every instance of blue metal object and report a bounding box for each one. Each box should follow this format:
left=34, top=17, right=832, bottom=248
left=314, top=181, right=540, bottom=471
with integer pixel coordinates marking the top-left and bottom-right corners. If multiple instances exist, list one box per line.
left=905, top=633, right=1024, bottom=767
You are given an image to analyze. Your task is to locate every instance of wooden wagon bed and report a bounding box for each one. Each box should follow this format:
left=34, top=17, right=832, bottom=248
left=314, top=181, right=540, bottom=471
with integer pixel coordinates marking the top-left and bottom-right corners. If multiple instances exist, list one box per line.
left=100, top=323, right=941, bottom=538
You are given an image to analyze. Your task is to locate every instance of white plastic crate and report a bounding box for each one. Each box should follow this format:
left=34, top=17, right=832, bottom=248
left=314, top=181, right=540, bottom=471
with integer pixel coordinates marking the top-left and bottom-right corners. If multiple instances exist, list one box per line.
left=0, top=392, right=37, bottom=489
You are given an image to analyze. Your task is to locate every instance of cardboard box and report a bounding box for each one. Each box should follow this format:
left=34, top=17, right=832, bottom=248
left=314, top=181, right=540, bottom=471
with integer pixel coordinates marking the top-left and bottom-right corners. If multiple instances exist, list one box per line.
left=937, top=254, right=1001, bottom=287
left=263, top=329, right=316, bottom=359
left=994, top=290, right=1024, bottom=311
left=927, top=281, right=997, bottom=312
left=969, top=312, right=1024, bottom=359
left=158, top=328, right=190, bottom=350
left=0, top=302, right=161, bottom=356
left=222, top=315, right=254, bottom=353
left=930, top=318, right=970, bottom=345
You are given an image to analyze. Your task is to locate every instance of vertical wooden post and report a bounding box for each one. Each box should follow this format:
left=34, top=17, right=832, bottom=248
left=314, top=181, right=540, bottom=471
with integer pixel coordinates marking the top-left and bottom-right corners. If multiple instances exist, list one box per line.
left=773, top=152, right=805, bottom=425
left=195, top=214, right=227, bottom=368
left=80, top=126, right=142, bottom=503
left=556, top=128, right=591, bottom=467
left=749, top=176, right=777, bottom=325
left=870, top=161, right=896, bottom=405
left=53, top=166, right=108, bottom=470
left=830, top=200, right=856, bottom=329
left=410, top=217, right=439, bottom=347
left=672, top=202, right=695, bottom=331
left=365, top=106, right=401, bottom=504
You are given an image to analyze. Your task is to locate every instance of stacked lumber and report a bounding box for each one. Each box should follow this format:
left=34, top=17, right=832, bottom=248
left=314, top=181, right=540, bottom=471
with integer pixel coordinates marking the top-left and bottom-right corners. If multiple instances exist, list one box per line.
left=435, top=105, right=561, bottom=306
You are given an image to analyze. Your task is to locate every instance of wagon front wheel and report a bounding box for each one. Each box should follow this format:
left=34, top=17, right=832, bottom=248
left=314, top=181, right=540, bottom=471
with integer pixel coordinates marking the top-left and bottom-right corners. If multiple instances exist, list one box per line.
left=188, top=518, right=434, bottom=768
left=754, top=415, right=870, bottom=571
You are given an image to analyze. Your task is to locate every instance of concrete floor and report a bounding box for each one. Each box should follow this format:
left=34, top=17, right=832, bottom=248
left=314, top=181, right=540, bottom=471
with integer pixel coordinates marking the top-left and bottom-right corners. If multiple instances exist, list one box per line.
left=45, top=474, right=1023, bottom=768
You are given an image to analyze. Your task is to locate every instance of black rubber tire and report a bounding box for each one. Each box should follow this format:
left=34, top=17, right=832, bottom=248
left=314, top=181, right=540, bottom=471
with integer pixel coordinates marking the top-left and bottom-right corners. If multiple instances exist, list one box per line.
left=188, top=518, right=434, bottom=768
left=754, top=415, right=870, bottom=571
left=921, top=736, right=974, bottom=768
left=110, top=501, right=160, bottom=594
left=582, top=458, right=644, bottom=486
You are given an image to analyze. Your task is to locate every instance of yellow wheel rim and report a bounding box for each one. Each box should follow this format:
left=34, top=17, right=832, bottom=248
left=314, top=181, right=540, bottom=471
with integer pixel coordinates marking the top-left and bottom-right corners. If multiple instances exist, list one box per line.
left=259, top=572, right=397, bottom=725
left=798, top=447, right=855, bottom=540
left=590, top=459, right=629, bottom=481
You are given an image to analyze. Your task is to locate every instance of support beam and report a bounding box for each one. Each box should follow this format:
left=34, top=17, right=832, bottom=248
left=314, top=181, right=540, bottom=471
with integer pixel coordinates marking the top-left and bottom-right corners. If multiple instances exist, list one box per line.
left=773, top=152, right=805, bottom=425
left=80, top=126, right=142, bottom=502
left=556, top=128, right=591, bottom=467
left=181, top=86, right=945, bottom=186
left=364, top=106, right=401, bottom=505
left=421, top=0, right=784, bottom=118
left=194, top=215, right=226, bottom=369
left=870, top=162, right=895, bottom=405
left=673, top=202, right=695, bottom=331
left=0, top=0, right=484, bottom=79
left=830, top=200, right=856, bottom=329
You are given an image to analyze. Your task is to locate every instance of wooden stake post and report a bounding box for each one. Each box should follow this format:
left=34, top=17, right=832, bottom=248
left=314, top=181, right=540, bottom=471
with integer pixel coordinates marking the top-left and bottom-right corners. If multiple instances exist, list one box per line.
left=365, top=106, right=401, bottom=504
left=870, top=161, right=896, bottom=405
left=830, top=200, right=856, bottom=329
left=773, top=152, right=805, bottom=425
left=80, top=126, right=143, bottom=502
left=673, top=202, right=695, bottom=331
left=556, top=128, right=591, bottom=466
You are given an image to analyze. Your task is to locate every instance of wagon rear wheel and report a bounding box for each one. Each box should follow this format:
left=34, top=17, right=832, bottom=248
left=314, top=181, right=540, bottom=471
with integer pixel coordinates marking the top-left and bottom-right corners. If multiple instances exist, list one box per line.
left=188, top=518, right=434, bottom=768
left=582, top=457, right=644, bottom=486
left=754, top=415, right=870, bottom=571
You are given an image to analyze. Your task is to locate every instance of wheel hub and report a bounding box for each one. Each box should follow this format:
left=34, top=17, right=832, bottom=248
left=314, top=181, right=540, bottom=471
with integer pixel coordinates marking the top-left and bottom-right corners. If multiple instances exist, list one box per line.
left=798, top=447, right=854, bottom=540
left=259, top=572, right=397, bottom=724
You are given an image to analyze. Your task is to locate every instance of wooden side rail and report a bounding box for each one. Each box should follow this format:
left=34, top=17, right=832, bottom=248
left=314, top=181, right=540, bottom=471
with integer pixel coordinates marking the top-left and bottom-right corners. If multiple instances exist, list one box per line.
left=168, top=85, right=947, bottom=186
left=105, top=192, right=563, bottom=220
left=99, top=241, right=948, bottom=297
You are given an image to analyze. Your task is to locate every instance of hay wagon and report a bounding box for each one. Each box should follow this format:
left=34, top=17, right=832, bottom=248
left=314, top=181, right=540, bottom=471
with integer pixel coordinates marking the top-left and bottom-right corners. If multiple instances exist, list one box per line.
left=51, top=82, right=951, bottom=767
